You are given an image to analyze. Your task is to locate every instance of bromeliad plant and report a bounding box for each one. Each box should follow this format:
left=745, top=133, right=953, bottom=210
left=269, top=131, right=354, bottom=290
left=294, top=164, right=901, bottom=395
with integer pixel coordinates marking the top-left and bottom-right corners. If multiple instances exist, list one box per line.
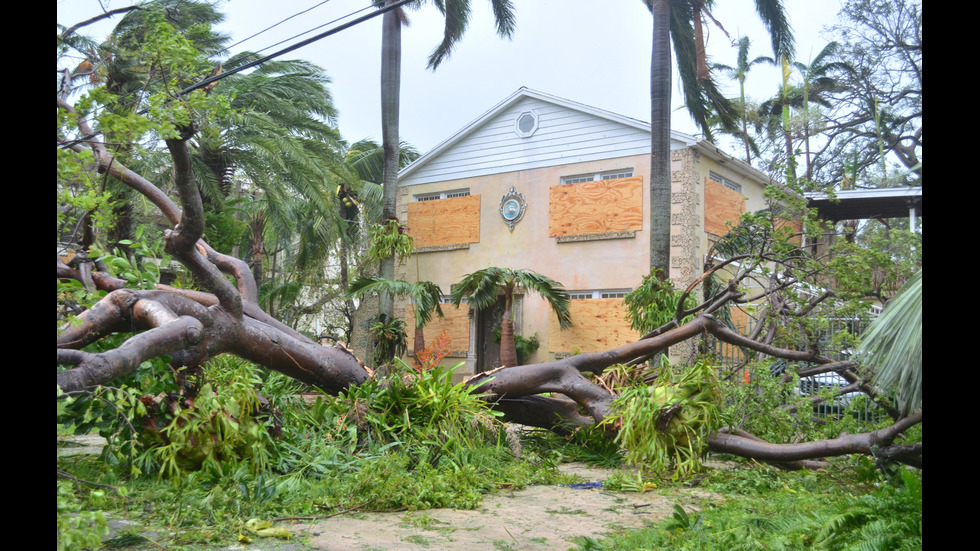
left=610, top=359, right=723, bottom=479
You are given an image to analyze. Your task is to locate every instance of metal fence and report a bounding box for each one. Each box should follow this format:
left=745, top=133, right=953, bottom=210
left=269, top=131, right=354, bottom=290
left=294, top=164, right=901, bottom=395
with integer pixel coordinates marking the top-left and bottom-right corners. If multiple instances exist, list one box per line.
left=709, top=317, right=887, bottom=424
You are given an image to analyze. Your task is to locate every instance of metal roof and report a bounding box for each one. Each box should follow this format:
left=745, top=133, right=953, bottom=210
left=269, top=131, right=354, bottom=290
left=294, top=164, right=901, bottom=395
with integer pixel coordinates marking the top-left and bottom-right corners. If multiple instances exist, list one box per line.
left=804, top=187, right=922, bottom=222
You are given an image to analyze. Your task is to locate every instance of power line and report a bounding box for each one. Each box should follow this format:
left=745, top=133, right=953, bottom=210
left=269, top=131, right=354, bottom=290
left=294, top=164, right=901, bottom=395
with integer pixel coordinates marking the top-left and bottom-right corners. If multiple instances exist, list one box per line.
left=60, top=0, right=417, bottom=149
left=182, top=0, right=416, bottom=97
left=219, top=0, right=337, bottom=55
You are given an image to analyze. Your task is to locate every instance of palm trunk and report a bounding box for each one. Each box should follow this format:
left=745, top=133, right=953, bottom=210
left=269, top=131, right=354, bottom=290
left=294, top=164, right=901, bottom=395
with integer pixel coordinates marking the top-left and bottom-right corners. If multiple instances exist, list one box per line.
left=413, top=321, right=425, bottom=366
left=498, top=293, right=518, bottom=367
left=379, top=1, right=402, bottom=323
left=740, top=80, right=752, bottom=166
left=649, top=0, right=672, bottom=276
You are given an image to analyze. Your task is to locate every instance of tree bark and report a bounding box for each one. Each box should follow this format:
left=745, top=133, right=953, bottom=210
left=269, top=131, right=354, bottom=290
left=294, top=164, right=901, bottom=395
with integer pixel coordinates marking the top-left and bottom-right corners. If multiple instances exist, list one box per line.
left=379, top=1, right=402, bottom=328
left=498, top=291, right=518, bottom=367
left=649, top=0, right=672, bottom=276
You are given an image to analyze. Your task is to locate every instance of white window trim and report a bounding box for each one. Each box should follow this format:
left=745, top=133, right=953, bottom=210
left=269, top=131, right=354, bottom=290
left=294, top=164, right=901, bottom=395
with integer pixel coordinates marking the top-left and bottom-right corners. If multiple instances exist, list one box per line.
left=514, top=110, right=539, bottom=138
left=561, top=169, right=634, bottom=185
left=568, top=289, right=631, bottom=300
left=709, top=171, right=742, bottom=193
left=413, top=189, right=470, bottom=202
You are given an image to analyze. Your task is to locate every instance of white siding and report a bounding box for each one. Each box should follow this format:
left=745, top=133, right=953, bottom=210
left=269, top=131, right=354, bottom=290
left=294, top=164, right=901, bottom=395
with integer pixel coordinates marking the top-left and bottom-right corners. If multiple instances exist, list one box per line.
left=401, top=97, right=656, bottom=186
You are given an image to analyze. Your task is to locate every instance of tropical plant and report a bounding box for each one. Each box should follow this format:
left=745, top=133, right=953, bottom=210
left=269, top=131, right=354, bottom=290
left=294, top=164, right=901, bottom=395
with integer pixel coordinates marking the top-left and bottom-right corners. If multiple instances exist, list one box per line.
left=711, top=36, right=774, bottom=166
left=857, top=269, right=921, bottom=416
left=790, top=41, right=850, bottom=180
left=451, top=268, right=571, bottom=367
left=347, top=276, right=445, bottom=364
left=492, top=330, right=541, bottom=366
left=369, top=315, right=409, bottom=367
left=624, top=268, right=698, bottom=334
left=610, top=359, right=723, bottom=478
left=377, top=0, right=517, bottom=324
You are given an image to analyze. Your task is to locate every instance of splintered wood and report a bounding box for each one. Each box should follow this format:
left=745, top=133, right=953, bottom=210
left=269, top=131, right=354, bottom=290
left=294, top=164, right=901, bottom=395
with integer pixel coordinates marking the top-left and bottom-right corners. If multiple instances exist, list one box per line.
left=549, top=177, right=643, bottom=237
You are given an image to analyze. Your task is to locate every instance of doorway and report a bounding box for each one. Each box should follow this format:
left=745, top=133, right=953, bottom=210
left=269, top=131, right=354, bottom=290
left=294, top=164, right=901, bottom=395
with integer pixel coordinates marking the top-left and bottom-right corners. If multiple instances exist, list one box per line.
left=474, top=295, right=521, bottom=373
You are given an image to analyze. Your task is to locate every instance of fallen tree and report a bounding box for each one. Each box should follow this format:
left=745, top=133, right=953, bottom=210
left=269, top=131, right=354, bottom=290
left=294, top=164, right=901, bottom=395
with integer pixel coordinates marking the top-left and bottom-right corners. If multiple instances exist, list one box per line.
left=57, top=94, right=921, bottom=472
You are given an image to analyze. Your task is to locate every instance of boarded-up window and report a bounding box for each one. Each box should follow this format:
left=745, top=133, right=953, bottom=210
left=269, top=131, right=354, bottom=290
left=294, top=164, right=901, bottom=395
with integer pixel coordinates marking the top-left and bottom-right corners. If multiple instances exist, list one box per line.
left=405, top=303, right=471, bottom=357
left=705, top=178, right=746, bottom=237
left=407, top=195, right=480, bottom=248
left=775, top=216, right=803, bottom=245
left=549, top=177, right=643, bottom=237
left=548, top=298, right=640, bottom=354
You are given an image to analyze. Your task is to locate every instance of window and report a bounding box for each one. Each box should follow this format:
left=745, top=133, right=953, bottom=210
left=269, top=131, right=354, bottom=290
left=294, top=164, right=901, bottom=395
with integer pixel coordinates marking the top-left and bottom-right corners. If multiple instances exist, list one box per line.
left=709, top=171, right=742, bottom=193
left=561, top=169, right=634, bottom=185
left=514, top=110, right=539, bottom=137
left=569, top=289, right=631, bottom=300
left=414, top=189, right=470, bottom=201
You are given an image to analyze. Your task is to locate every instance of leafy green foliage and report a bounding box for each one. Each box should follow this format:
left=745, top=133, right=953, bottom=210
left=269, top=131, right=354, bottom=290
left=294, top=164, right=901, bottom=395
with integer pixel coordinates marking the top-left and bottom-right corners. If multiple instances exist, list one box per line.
left=369, top=315, right=408, bottom=366
left=624, top=268, right=697, bottom=333
left=610, top=359, right=723, bottom=478
left=348, top=276, right=445, bottom=330
left=57, top=480, right=109, bottom=551
left=367, top=218, right=415, bottom=263
left=96, top=224, right=171, bottom=290
left=573, top=465, right=922, bottom=551
left=858, top=270, right=922, bottom=415
left=135, top=357, right=280, bottom=479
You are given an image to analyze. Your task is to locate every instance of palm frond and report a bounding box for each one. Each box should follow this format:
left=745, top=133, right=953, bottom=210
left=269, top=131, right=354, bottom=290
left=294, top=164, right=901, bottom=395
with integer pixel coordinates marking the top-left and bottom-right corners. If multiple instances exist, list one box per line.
left=857, top=270, right=921, bottom=415
left=347, top=277, right=444, bottom=329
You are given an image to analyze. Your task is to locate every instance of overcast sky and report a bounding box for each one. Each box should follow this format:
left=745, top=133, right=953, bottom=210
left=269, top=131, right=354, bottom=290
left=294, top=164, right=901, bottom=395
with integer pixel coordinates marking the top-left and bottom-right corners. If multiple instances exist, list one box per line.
left=58, top=0, right=845, bottom=155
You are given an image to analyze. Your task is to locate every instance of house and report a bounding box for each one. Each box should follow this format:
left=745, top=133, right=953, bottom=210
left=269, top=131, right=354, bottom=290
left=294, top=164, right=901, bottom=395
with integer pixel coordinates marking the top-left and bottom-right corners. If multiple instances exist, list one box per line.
left=392, top=87, right=778, bottom=380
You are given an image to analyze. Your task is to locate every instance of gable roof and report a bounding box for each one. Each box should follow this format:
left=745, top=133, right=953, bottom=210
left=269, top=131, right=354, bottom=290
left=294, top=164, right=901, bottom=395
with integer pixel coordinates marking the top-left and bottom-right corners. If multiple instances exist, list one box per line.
left=399, top=87, right=711, bottom=186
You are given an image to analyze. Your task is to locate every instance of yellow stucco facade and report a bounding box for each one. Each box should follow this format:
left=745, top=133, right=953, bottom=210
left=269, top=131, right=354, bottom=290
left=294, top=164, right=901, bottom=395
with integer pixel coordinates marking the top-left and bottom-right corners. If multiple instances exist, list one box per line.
left=386, top=89, right=775, bottom=380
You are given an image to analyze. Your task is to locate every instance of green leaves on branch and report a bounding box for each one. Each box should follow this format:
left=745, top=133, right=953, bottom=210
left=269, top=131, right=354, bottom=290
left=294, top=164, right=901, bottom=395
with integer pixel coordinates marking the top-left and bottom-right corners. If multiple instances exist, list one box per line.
left=610, top=359, right=723, bottom=479
left=624, top=269, right=696, bottom=334
left=367, top=219, right=415, bottom=263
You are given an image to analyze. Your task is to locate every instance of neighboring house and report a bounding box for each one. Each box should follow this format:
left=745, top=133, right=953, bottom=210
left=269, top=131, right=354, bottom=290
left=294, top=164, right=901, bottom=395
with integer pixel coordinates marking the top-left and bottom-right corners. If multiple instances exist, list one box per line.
left=393, top=87, right=778, bottom=380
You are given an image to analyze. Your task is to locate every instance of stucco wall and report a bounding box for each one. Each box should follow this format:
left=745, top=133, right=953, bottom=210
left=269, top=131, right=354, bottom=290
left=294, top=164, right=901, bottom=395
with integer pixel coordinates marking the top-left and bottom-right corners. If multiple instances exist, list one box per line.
left=394, top=147, right=774, bottom=373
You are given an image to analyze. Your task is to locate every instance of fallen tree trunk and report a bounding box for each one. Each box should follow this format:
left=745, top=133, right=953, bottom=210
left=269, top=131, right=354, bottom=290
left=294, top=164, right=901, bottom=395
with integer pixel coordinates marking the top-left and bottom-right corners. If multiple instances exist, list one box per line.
left=57, top=97, right=921, bottom=472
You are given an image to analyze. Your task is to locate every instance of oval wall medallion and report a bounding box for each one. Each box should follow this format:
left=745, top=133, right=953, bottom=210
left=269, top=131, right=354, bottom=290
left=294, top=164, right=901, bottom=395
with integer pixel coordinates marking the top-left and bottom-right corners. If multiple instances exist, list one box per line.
left=499, top=187, right=527, bottom=232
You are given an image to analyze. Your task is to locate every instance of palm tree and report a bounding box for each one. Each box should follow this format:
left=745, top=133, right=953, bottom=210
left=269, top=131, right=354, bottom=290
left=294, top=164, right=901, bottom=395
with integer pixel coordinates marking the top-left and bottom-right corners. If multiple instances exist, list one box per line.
left=791, top=42, right=850, bottom=181
left=450, top=268, right=572, bottom=368
left=377, top=0, right=517, bottom=322
left=193, top=52, right=348, bottom=302
left=857, top=270, right=921, bottom=416
left=346, top=276, right=445, bottom=365
left=331, top=139, right=418, bottom=341
left=643, top=0, right=794, bottom=274
left=712, top=36, right=774, bottom=166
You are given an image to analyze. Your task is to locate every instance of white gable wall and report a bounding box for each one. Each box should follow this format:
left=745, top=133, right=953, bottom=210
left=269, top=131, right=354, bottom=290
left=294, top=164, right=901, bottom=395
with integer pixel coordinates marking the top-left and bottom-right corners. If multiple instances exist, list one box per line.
left=401, top=96, right=682, bottom=186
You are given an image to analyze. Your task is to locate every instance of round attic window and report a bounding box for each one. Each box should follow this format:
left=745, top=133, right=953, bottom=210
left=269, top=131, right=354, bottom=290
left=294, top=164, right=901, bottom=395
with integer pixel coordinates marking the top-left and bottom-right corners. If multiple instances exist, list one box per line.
left=515, top=111, right=538, bottom=137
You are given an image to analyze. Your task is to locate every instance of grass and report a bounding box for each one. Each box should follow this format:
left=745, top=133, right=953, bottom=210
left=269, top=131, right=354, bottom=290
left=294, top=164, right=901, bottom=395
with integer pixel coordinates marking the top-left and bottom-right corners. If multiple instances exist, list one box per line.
left=57, top=357, right=920, bottom=550
left=570, top=460, right=922, bottom=551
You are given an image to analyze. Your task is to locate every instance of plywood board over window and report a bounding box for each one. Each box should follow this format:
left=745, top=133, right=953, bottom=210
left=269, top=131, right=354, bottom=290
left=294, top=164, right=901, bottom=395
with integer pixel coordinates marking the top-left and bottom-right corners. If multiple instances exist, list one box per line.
left=407, top=195, right=481, bottom=248
left=775, top=216, right=803, bottom=245
left=549, top=177, right=643, bottom=237
left=405, top=304, right=471, bottom=358
left=548, top=299, right=640, bottom=354
left=705, top=178, right=746, bottom=237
